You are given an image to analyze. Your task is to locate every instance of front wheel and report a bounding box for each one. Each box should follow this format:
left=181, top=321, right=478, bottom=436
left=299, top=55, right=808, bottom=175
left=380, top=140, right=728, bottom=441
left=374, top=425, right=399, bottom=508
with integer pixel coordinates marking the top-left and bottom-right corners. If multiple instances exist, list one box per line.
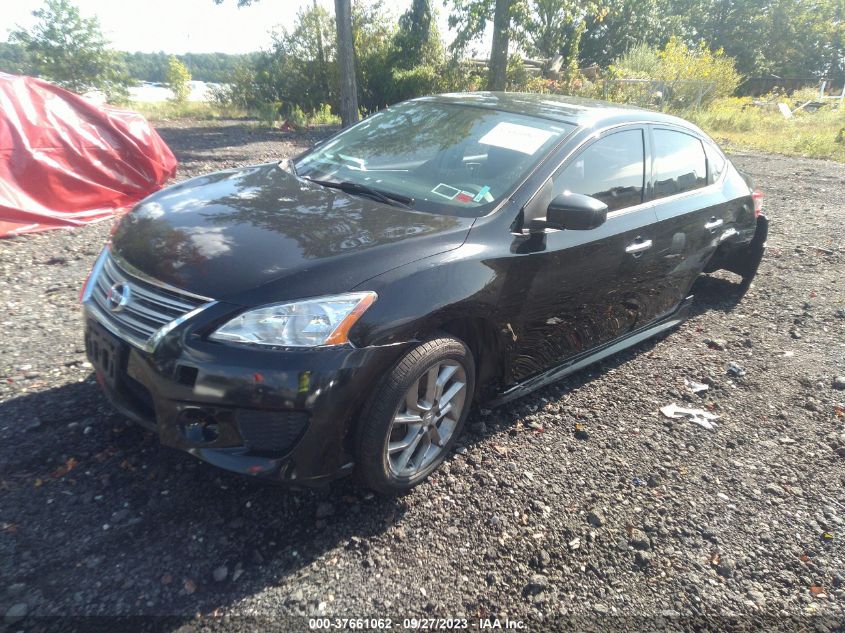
left=356, top=334, right=475, bottom=495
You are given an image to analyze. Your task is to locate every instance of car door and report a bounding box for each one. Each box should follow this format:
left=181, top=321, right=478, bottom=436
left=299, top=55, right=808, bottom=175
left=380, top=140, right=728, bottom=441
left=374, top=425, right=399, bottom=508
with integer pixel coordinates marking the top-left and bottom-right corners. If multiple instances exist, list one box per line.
left=646, top=126, right=734, bottom=316
left=503, top=126, right=667, bottom=383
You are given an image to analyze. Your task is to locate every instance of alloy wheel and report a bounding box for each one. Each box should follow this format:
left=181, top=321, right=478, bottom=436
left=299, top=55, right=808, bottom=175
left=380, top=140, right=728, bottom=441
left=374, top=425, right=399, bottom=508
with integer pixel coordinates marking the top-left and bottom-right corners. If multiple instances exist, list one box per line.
left=385, top=360, right=468, bottom=478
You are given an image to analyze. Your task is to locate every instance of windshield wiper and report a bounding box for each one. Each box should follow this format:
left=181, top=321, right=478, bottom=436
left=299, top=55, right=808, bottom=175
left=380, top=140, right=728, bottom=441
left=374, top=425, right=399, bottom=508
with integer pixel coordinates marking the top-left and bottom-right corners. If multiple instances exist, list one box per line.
left=304, top=177, right=414, bottom=209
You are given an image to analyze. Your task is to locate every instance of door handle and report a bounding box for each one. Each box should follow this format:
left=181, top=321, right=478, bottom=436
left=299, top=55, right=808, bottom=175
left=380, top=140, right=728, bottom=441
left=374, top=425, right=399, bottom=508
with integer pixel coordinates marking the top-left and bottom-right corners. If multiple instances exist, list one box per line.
left=625, top=239, right=653, bottom=255
left=704, top=218, right=724, bottom=231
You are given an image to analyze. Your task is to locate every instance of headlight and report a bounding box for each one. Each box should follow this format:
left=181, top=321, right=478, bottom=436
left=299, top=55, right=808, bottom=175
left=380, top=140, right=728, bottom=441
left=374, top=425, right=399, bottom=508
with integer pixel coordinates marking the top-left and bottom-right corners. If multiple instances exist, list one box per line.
left=209, top=292, right=377, bottom=347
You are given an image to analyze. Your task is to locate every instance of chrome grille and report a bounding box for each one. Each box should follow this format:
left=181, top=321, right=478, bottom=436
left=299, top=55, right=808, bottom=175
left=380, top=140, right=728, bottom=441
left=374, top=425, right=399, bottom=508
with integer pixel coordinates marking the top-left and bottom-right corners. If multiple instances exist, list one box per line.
left=86, top=252, right=211, bottom=350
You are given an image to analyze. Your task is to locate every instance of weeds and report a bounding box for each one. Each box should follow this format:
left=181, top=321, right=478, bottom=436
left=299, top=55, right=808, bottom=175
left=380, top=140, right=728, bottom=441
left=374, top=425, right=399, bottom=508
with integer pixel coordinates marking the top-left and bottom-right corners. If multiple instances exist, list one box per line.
left=131, top=100, right=341, bottom=129
left=688, top=98, right=845, bottom=162
left=129, top=101, right=248, bottom=121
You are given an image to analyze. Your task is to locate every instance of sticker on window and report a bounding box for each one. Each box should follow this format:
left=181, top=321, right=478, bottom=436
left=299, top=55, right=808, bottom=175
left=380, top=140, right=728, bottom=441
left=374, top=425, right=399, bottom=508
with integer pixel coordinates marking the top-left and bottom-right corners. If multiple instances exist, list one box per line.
left=473, top=185, right=493, bottom=202
left=431, top=183, right=462, bottom=199
left=479, top=122, right=556, bottom=155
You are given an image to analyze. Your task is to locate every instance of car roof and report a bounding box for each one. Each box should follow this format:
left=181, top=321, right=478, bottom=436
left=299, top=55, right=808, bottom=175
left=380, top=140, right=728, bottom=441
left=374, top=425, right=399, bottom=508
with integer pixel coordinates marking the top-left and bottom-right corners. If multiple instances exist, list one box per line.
left=415, top=91, right=701, bottom=132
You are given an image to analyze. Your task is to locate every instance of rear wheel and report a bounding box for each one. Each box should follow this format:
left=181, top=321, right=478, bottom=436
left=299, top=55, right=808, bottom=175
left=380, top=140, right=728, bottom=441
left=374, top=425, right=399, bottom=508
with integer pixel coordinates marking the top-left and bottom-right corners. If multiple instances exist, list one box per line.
left=356, top=334, right=475, bottom=495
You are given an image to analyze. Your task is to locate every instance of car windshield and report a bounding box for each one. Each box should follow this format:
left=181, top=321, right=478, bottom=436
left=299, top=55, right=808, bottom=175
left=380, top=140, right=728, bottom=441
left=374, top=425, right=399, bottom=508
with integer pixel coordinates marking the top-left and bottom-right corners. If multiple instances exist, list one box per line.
left=294, top=101, right=574, bottom=217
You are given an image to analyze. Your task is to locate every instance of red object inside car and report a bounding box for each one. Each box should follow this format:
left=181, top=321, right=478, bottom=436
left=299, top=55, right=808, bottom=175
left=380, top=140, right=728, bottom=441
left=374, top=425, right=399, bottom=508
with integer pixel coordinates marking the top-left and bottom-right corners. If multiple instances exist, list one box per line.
left=0, top=73, right=177, bottom=237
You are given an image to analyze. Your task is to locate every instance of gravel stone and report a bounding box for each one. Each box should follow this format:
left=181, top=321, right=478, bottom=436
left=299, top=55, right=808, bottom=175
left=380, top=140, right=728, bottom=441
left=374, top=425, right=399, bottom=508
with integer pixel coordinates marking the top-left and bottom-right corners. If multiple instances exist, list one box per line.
left=4, top=603, right=28, bottom=624
left=716, top=558, right=736, bottom=578
left=764, top=483, right=787, bottom=496
left=586, top=509, right=606, bottom=527
left=705, top=338, right=728, bottom=351
left=315, top=502, right=335, bottom=519
left=213, top=565, right=228, bottom=582
left=524, top=574, right=548, bottom=596
left=747, top=589, right=767, bottom=605
left=629, top=529, right=651, bottom=550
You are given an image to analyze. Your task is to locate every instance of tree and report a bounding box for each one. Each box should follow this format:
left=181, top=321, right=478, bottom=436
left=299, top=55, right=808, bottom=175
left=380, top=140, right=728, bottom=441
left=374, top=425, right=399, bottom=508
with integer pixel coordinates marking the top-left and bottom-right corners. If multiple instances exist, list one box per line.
left=666, top=0, right=844, bottom=81
left=164, top=56, right=191, bottom=103
left=214, top=0, right=358, bottom=126
left=9, top=0, right=130, bottom=101
left=513, top=0, right=606, bottom=72
left=580, top=0, right=675, bottom=68
left=488, top=0, right=513, bottom=90
left=445, top=0, right=515, bottom=90
left=393, top=0, right=442, bottom=67
left=354, top=1, right=398, bottom=110
left=446, top=0, right=494, bottom=58
left=0, top=42, right=31, bottom=75
left=334, top=0, right=359, bottom=125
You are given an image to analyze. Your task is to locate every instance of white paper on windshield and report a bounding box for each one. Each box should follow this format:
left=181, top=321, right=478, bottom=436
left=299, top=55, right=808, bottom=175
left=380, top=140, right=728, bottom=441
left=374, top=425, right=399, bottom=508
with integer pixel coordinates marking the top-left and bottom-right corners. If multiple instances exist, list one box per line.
left=479, top=122, right=556, bottom=155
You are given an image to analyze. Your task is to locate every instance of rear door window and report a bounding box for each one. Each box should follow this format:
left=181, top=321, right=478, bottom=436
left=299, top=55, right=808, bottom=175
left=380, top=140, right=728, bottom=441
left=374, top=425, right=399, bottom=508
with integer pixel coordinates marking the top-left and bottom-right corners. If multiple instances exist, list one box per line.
left=704, top=142, right=727, bottom=184
left=652, top=129, right=707, bottom=198
left=553, top=129, right=645, bottom=212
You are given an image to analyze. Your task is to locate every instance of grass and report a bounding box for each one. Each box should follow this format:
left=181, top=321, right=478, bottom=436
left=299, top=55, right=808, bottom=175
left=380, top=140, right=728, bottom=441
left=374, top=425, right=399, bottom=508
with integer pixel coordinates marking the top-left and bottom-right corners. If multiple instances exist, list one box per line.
left=687, top=98, right=845, bottom=162
left=128, top=101, right=249, bottom=122
left=129, top=100, right=341, bottom=128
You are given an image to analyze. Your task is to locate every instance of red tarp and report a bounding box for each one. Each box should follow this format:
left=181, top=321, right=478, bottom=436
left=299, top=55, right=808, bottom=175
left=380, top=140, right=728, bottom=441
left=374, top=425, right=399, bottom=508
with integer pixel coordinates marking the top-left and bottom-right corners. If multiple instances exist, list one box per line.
left=0, top=73, right=177, bottom=237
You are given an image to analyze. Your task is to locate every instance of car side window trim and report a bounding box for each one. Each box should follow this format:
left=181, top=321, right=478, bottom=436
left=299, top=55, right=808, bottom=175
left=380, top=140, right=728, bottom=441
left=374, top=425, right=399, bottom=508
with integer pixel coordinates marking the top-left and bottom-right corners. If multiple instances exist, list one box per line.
left=519, top=120, right=729, bottom=225
left=644, top=124, right=727, bottom=205
left=551, top=127, right=647, bottom=213
left=542, top=124, right=648, bottom=218
left=520, top=121, right=654, bottom=222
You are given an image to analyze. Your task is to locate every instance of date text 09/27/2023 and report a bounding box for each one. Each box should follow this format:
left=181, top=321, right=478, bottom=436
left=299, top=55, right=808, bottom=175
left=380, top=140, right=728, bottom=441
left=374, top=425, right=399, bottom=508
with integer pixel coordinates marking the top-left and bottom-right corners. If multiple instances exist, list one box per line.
left=307, top=618, right=526, bottom=630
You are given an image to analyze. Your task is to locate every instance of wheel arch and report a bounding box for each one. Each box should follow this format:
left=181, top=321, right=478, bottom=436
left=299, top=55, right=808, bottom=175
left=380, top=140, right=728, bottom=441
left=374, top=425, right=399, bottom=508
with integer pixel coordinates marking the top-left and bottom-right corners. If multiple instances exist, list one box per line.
left=434, top=316, right=508, bottom=402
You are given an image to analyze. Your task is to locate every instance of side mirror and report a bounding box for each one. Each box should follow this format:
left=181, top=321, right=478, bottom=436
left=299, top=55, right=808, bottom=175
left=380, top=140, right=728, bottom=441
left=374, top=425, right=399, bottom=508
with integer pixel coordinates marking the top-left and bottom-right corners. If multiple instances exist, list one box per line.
left=532, top=192, right=608, bottom=232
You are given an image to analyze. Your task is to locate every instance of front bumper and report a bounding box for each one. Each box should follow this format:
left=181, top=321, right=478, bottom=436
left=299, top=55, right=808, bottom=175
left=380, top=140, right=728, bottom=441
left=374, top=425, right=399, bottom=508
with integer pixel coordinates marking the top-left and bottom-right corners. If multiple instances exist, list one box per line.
left=84, top=309, right=407, bottom=485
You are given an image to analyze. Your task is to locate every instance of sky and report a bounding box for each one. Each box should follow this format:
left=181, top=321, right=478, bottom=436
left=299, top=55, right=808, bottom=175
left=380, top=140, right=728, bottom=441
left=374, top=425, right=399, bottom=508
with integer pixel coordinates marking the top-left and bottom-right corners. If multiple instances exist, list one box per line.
left=0, top=0, right=464, bottom=55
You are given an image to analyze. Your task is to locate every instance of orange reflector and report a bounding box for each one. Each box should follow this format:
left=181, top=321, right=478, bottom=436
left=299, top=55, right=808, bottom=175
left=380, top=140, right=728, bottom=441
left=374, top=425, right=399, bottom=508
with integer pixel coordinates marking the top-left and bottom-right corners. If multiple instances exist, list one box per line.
left=324, top=292, right=377, bottom=345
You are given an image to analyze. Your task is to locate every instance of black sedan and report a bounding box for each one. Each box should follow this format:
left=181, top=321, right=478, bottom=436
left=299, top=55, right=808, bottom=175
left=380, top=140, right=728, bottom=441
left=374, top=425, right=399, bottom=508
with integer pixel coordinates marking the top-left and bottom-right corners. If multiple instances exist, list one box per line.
left=81, top=93, right=767, bottom=494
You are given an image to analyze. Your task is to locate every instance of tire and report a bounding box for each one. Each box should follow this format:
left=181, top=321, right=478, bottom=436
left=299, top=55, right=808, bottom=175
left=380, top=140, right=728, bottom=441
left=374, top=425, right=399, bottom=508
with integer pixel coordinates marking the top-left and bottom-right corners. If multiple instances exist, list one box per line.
left=356, top=334, right=476, bottom=495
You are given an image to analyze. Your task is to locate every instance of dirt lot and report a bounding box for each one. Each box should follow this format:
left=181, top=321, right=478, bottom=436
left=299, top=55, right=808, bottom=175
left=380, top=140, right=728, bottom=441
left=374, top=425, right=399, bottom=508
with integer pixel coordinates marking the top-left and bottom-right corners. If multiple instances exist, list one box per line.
left=1, top=121, right=844, bottom=631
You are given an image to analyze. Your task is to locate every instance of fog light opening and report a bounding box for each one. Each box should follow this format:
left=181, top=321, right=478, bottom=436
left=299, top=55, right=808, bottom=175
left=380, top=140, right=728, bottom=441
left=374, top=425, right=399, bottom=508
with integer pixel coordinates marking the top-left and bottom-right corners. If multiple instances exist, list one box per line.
left=178, top=408, right=220, bottom=444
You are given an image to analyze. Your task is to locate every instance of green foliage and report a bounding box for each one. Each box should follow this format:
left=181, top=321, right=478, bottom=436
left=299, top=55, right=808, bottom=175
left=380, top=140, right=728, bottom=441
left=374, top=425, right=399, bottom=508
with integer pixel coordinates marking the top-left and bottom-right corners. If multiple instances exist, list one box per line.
left=689, top=97, right=845, bottom=162
left=666, top=0, right=845, bottom=81
left=445, top=0, right=495, bottom=57
left=519, top=72, right=603, bottom=99
left=213, top=0, right=451, bottom=115
left=164, top=56, right=191, bottom=103
left=8, top=0, right=131, bottom=102
left=310, top=103, right=340, bottom=125
left=393, top=0, right=442, bottom=68
left=580, top=0, right=675, bottom=68
left=513, top=0, right=599, bottom=71
left=287, top=105, right=308, bottom=129
left=130, top=100, right=248, bottom=121
left=610, top=38, right=742, bottom=108
left=353, top=0, right=397, bottom=111
left=611, top=42, right=662, bottom=79
left=789, top=86, right=823, bottom=106
left=0, top=42, right=31, bottom=74
left=388, top=65, right=442, bottom=103
left=122, top=51, right=252, bottom=83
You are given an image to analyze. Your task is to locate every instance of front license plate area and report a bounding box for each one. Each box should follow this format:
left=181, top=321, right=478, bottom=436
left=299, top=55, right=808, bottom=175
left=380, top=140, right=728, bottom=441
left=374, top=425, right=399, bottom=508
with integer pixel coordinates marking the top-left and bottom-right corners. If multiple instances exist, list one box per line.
left=85, top=321, right=128, bottom=389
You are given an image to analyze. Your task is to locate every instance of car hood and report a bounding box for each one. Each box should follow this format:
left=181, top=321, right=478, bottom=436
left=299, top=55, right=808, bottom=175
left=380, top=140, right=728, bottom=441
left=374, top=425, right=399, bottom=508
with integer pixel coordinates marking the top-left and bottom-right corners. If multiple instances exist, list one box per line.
left=111, top=163, right=472, bottom=303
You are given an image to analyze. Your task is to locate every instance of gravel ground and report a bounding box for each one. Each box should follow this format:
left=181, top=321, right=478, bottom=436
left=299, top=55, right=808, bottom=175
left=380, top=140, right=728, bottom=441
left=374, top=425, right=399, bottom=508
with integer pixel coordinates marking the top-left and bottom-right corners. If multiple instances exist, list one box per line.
left=1, top=122, right=844, bottom=631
